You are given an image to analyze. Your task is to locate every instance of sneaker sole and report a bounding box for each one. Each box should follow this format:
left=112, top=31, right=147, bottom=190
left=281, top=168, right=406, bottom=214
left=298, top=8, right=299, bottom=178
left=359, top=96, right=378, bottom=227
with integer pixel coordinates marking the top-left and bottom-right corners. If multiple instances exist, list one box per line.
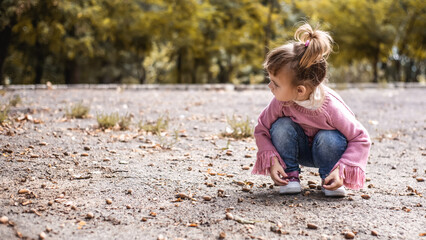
left=279, top=186, right=302, bottom=195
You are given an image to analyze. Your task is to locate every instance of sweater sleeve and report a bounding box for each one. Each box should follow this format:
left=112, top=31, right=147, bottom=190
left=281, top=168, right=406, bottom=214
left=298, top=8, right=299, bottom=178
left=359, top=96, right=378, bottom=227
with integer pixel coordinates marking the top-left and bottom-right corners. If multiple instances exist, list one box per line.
left=328, top=102, right=371, bottom=190
left=252, top=98, right=286, bottom=175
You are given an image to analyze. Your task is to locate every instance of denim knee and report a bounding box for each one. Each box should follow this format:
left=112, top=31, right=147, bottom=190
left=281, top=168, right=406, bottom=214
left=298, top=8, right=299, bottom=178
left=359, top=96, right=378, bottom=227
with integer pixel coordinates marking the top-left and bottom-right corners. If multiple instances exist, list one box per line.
left=313, top=130, right=347, bottom=158
left=270, top=117, right=298, bottom=142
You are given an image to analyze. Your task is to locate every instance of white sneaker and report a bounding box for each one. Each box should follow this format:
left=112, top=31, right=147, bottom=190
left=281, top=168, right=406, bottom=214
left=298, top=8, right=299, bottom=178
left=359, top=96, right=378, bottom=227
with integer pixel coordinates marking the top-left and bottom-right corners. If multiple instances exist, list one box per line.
left=279, top=181, right=302, bottom=194
left=322, top=186, right=347, bottom=197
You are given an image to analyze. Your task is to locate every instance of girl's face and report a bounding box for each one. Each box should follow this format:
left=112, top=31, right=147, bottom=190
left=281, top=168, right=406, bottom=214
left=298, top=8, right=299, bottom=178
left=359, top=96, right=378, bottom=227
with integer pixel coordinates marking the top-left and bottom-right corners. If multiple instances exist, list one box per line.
left=267, top=65, right=299, bottom=102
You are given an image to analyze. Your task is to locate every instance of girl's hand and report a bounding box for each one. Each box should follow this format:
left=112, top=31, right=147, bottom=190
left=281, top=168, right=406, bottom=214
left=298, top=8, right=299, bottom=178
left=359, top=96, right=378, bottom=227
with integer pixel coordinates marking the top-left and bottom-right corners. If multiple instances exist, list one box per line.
left=323, top=166, right=343, bottom=190
left=270, top=157, right=288, bottom=186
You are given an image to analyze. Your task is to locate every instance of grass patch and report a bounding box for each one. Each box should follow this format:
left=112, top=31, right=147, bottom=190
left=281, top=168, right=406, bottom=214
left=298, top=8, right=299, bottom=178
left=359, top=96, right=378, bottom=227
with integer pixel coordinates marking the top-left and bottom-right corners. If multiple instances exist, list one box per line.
left=66, top=102, right=90, bottom=119
left=8, top=94, right=22, bottom=107
left=0, top=105, right=9, bottom=123
left=118, top=113, right=132, bottom=130
left=97, top=112, right=120, bottom=129
left=222, top=115, right=254, bottom=139
left=138, top=116, right=169, bottom=135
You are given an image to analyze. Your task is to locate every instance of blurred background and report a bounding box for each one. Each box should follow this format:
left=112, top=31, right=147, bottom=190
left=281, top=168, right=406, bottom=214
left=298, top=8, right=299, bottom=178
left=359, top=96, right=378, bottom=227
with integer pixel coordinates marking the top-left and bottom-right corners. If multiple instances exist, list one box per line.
left=0, top=0, right=425, bottom=85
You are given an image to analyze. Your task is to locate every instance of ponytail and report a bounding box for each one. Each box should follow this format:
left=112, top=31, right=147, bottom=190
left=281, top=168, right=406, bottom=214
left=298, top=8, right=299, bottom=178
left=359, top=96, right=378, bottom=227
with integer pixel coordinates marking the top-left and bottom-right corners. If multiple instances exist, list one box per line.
left=294, top=23, right=333, bottom=69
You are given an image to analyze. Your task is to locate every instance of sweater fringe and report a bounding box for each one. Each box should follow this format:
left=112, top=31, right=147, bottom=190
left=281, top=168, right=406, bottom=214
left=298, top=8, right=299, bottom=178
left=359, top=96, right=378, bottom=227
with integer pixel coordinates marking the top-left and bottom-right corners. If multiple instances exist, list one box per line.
left=333, top=163, right=365, bottom=190
left=251, top=150, right=286, bottom=176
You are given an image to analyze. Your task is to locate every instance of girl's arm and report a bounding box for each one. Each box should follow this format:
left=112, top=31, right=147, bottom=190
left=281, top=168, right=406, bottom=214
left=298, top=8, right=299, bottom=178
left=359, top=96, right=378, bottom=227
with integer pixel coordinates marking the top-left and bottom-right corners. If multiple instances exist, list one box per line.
left=328, top=104, right=372, bottom=190
left=252, top=98, right=286, bottom=175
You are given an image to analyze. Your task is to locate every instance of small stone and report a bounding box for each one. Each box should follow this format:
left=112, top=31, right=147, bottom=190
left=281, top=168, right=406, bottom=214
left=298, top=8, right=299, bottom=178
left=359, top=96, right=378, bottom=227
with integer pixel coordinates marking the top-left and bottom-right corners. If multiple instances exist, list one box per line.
left=219, top=231, right=226, bottom=239
left=81, top=153, right=89, bottom=157
left=126, top=205, right=132, bottom=209
left=307, top=180, right=316, bottom=185
left=0, top=216, right=8, bottom=224
left=150, top=212, right=157, bottom=217
left=48, top=201, right=53, bottom=206
left=416, top=177, right=424, bottom=182
left=344, top=232, right=355, bottom=239
left=84, top=146, right=91, bottom=151
left=361, top=194, right=371, bottom=200
left=308, top=184, right=316, bottom=189
left=157, top=234, right=166, bottom=240
left=18, top=189, right=30, bottom=194
left=371, top=230, right=378, bottom=236
left=203, top=196, right=212, bottom=201
left=242, top=186, right=251, bottom=192
left=206, top=183, right=215, bottom=187
left=141, top=217, right=147, bottom=222
left=39, top=232, right=46, bottom=240
left=391, top=165, right=396, bottom=169
left=30, top=154, right=39, bottom=158
left=86, top=212, right=94, bottom=219
left=368, top=184, right=374, bottom=188
left=106, top=198, right=112, bottom=204
left=307, top=223, right=318, bottom=229
left=244, top=154, right=252, bottom=158
left=225, top=212, right=234, bottom=220
left=39, top=142, right=48, bottom=146
left=71, top=205, right=77, bottom=210
left=187, top=167, right=192, bottom=171
left=176, top=193, right=189, bottom=199
left=127, top=189, right=133, bottom=194
left=242, top=166, right=250, bottom=170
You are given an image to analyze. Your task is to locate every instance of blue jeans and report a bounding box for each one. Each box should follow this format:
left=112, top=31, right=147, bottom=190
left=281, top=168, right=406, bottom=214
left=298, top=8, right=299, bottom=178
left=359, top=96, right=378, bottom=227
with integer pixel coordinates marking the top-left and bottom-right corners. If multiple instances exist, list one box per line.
left=270, top=117, right=347, bottom=179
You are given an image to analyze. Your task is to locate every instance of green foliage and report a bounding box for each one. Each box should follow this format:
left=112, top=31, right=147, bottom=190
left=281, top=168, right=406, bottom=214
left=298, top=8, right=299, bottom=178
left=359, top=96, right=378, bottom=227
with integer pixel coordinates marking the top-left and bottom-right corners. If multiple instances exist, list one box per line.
left=96, top=112, right=120, bottom=129
left=66, top=102, right=90, bottom=119
left=1, top=0, right=425, bottom=84
left=222, top=115, right=254, bottom=139
left=138, top=116, right=169, bottom=135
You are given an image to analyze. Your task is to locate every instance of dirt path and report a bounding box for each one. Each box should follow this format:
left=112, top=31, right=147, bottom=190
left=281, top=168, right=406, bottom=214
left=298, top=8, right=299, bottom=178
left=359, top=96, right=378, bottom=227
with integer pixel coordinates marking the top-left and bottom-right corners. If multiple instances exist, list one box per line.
left=1, top=87, right=425, bottom=240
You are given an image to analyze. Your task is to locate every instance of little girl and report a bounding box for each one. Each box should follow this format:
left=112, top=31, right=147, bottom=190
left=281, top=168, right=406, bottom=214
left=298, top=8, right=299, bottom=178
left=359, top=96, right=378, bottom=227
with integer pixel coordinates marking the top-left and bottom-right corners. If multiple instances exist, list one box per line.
left=252, top=23, right=371, bottom=197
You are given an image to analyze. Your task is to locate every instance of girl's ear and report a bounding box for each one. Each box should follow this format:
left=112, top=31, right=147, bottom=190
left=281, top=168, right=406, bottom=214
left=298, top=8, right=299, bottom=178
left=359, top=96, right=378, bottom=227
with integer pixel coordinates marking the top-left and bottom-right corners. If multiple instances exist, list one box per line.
left=296, top=85, right=307, bottom=95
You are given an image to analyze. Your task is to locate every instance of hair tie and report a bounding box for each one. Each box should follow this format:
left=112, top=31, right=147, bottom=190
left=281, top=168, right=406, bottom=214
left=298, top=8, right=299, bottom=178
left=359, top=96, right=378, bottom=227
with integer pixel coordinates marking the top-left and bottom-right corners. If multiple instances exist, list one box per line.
left=305, top=40, right=310, bottom=47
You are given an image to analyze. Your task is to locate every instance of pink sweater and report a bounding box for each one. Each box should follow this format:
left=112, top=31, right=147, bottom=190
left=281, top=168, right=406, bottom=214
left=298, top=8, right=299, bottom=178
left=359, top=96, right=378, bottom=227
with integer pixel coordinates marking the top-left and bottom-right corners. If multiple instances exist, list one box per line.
left=252, top=86, right=371, bottom=189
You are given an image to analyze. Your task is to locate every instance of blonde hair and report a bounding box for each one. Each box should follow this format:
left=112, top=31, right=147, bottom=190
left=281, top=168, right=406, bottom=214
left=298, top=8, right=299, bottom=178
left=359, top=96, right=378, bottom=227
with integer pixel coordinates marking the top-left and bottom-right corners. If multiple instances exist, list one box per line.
left=263, top=23, right=333, bottom=89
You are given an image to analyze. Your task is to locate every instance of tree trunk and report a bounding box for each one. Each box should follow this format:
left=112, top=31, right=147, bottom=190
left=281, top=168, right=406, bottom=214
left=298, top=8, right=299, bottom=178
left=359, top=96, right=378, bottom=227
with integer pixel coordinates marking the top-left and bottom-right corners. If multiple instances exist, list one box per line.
left=372, top=47, right=380, bottom=83
left=34, top=42, right=46, bottom=84
left=0, top=24, right=14, bottom=85
left=176, top=49, right=183, bottom=84
left=263, top=0, right=273, bottom=83
left=65, top=59, right=79, bottom=84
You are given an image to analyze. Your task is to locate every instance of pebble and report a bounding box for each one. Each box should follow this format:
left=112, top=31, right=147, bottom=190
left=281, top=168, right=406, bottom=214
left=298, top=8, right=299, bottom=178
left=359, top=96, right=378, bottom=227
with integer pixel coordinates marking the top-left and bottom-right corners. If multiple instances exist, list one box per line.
left=307, top=223, right=318, bottom=229
left=203, top=196, right=212, bottom=201
left=30, top=154, right=39, bottom=158
left=39, top=142, right=48, bottom=146
left=86, top=212, right=94, bottom=219
left=39, top=232, right=46, bottom=240
left=157, top=234, right=166, bottom=240
left=416, top=177, right=424, bottom=182
left=176, top=193, right=189, bottom=199
left=225, top=213, right=234, bottom=220
left=219, top=231, right=226, bottom=239
left=81, top=153, right=89, bottom=157
left=0, top=216, right=8, bottom=224
left=371, top=230, right=378, bottom=236
left=127, top=189, right=133, bottom=194
left=84, top=146, right=91, bottom=151
left=242, top=166, right=250, bottom=170
left=126, top=205, right=132, bottom=209
left=141, top=217, right=147, bottom=222
left=106, top=199, right=112, bottom=204
left=308, top=184, right=316, bottom=189
left=307, top=180, right=316, bottom=185
left=361, top=194, right=371, bottom=200
left=244, top=154, right=252, bottom=158
left=18, top=189, right=30, bottom=194
left=242, top=186, right=251, bottom=192
left=344, top=232, right=355, bottom=239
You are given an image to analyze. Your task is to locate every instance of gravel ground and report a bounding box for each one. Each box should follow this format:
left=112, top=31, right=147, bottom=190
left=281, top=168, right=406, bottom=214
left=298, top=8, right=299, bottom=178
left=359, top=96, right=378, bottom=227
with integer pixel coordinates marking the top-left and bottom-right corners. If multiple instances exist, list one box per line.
left=0, top=87, right=425, bottom=240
